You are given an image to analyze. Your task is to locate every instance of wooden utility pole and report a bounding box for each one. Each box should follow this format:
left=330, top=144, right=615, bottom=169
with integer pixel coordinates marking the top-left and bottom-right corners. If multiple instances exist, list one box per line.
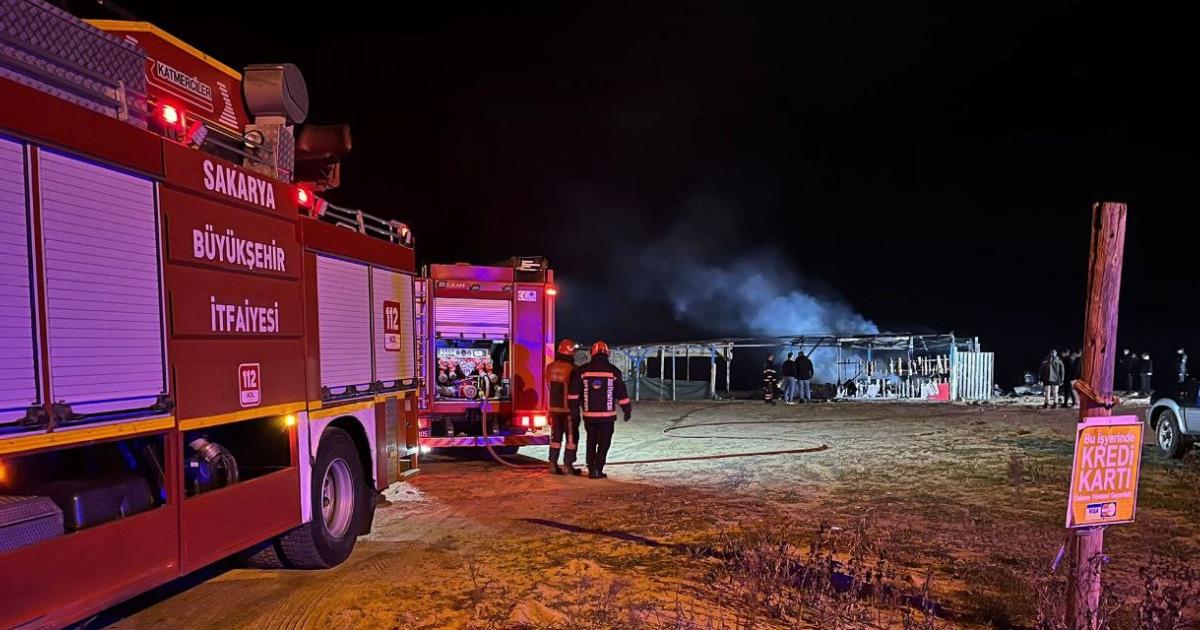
left=1066, top=202, right=1127, bottom=628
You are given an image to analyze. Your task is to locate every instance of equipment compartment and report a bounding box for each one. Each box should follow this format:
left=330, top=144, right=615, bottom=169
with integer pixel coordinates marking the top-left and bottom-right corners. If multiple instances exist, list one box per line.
left=0, top=495, right=64, bottom=553
left=0, top=434, right=167, bottom=537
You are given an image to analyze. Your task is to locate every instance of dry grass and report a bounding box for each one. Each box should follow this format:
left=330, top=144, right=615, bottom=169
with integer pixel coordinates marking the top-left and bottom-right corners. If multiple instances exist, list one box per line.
left=108, top=402, right=1200, bottom=630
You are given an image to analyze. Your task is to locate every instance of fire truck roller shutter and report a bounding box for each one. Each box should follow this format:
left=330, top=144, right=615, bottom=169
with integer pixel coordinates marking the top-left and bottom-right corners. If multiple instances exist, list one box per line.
left=371, top=267, right=415, bottom=385
left=433, top=297, right=510, bottom=339
left=38, top=149, right=164, bottom=416
left=316, top=255, right=372, bottom=394
left=0, top=138, right=38, bottom=423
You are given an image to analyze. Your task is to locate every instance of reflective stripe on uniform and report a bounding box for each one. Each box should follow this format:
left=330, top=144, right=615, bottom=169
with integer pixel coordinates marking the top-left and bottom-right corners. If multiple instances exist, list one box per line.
left=581, top=372, right=615, bottom=379
left=583, top=411, right=617, bottom=418
left=617, top=398, right=630, bottom=405
left=550, top=441, right=561, bottom=448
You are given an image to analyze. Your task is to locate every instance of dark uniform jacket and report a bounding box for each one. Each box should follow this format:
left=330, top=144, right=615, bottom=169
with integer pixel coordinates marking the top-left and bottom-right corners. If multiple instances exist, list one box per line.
left=761, top=361, right=778, bottom=390
left=569, top=355, right=632, bottom=422
left=546, top=355, right=576, bottom=413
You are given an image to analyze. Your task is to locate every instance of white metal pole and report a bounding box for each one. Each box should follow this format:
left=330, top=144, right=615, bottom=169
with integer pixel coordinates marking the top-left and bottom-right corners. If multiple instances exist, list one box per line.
left=659, top=346, right=665, bottom=401
left=710, top=346, right=717, bottom=399
left=726, top=346, right=732, bottom=394
left=635, top=347, right=642, bottom=401
left=672, top=346, right=677, bottom=401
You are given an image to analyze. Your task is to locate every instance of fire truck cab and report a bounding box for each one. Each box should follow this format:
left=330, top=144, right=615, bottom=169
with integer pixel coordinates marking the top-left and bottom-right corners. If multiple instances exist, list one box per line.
left=417, top=259, right=556, bottom=452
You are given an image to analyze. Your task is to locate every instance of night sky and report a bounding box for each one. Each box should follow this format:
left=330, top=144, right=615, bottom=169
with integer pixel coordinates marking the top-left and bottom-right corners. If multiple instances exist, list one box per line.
left=75, top=1, right=1197, bottom=385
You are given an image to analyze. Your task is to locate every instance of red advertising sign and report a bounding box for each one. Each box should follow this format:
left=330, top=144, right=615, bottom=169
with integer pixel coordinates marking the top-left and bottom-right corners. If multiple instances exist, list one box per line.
left=383, top=300, right=403, bottom=351
left=1066, top=415, right=1144, bottom=528
left=239, top=363, right=261, bottom=408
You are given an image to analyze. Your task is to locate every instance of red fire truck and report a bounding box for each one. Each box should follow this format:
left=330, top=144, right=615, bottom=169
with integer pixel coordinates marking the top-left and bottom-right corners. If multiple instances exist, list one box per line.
left=0, top=2, right=427, bottom=626
left=416, top=260, right=556, bottom=453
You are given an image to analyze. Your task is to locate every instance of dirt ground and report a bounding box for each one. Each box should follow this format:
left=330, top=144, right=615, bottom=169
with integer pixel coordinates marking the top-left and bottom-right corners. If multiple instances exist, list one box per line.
left=106, top=400, right=1200, bottom=629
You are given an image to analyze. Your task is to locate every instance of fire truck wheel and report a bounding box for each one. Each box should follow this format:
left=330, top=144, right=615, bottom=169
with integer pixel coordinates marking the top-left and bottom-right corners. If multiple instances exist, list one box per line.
left=238, top=540, right=286, bottom=569
left=278, top=428, right=366, bottom=568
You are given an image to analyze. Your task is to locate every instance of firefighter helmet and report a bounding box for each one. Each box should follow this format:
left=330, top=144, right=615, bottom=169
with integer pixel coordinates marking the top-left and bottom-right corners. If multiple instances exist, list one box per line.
left=557, top=339, right=576, bottom=355
left=591, top=340, right=610, bottom=356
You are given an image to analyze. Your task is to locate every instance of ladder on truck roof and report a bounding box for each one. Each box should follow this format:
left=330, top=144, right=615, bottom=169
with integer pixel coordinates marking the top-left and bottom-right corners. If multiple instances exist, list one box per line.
left=315, top=198, right=413, bottom=247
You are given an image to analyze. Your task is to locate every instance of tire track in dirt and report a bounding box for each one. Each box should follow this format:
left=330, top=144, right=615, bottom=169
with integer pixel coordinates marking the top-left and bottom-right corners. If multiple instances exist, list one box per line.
left=251, top=547, right=406, bottom=630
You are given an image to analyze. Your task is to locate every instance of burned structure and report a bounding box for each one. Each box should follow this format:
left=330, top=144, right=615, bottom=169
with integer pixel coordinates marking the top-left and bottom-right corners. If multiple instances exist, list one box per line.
left=610, top=333, right=994, bottom=402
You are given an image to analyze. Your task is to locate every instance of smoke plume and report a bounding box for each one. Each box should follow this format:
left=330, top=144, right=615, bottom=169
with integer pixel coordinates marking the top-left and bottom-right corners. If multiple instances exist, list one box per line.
left=627, top=198, right=879, bottom=340
left=661, top=253, right=879, bottom=337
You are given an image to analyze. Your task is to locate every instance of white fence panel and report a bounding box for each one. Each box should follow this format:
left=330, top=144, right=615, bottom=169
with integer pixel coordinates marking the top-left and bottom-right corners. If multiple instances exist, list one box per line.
left=955, top=352, right=994, bottom=401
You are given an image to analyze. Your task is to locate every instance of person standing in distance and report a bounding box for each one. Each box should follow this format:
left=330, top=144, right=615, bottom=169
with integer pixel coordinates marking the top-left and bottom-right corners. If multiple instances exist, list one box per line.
left=780, top=352, right=798, bottom=404
left=1138, top=352, right=1153, bottom=396
left=1040, top=349, right=1064, bottom=409
left=546, top=339, right=582, bottom=475
left=761, top=354, right=778, bottom=405
left=569, top=341, right=632, bottom=479
left=796, top=351, right=815, bottom=403
left=1062, top=348, right=1080, bottom=408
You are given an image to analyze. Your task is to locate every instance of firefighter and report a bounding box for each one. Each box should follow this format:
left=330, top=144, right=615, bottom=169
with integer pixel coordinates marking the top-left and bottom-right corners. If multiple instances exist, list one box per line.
left=547, top=339, right=582, bottom=475
left=569, top=341, right=632, bottom=479
left=761, top=354, right=778, bottom=405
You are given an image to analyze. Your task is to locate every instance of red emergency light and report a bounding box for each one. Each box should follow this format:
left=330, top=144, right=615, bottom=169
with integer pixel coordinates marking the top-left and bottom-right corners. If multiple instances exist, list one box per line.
left=157, top=102, right=184, bottom=130
left=518, top=415, right=548, bottom=428
left=296, top=187, right=313, bottom=209
left=545, top=286, right=558, bottom=297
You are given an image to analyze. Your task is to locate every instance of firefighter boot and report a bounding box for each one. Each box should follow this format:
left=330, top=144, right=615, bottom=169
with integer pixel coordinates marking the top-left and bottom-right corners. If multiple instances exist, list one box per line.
left=549, top=416, right=565, bottom=474
left=562, top=431, right=580, bottom=475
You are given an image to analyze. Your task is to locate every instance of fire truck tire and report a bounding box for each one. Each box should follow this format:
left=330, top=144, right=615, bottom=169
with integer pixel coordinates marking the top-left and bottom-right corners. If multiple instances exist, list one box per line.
left=278, top=428, right=366, bottom=569
left=238, top=540, right=286, bottom=569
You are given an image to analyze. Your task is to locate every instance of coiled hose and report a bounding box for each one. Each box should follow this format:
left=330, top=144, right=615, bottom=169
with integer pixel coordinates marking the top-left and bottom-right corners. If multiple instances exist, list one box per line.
left=188, top=437, right=240, bottom=486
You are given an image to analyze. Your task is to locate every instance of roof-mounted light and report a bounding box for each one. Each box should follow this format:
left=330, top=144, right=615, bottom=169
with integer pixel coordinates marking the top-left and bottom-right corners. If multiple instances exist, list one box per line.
left=158, top=103, right=184, bottom=130
left=296, top=187, right=313, bottom=209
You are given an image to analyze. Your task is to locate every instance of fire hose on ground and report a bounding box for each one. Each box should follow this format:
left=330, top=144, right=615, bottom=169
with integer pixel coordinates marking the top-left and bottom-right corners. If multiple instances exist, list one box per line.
left=479, top=403, right=830, bottom=470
